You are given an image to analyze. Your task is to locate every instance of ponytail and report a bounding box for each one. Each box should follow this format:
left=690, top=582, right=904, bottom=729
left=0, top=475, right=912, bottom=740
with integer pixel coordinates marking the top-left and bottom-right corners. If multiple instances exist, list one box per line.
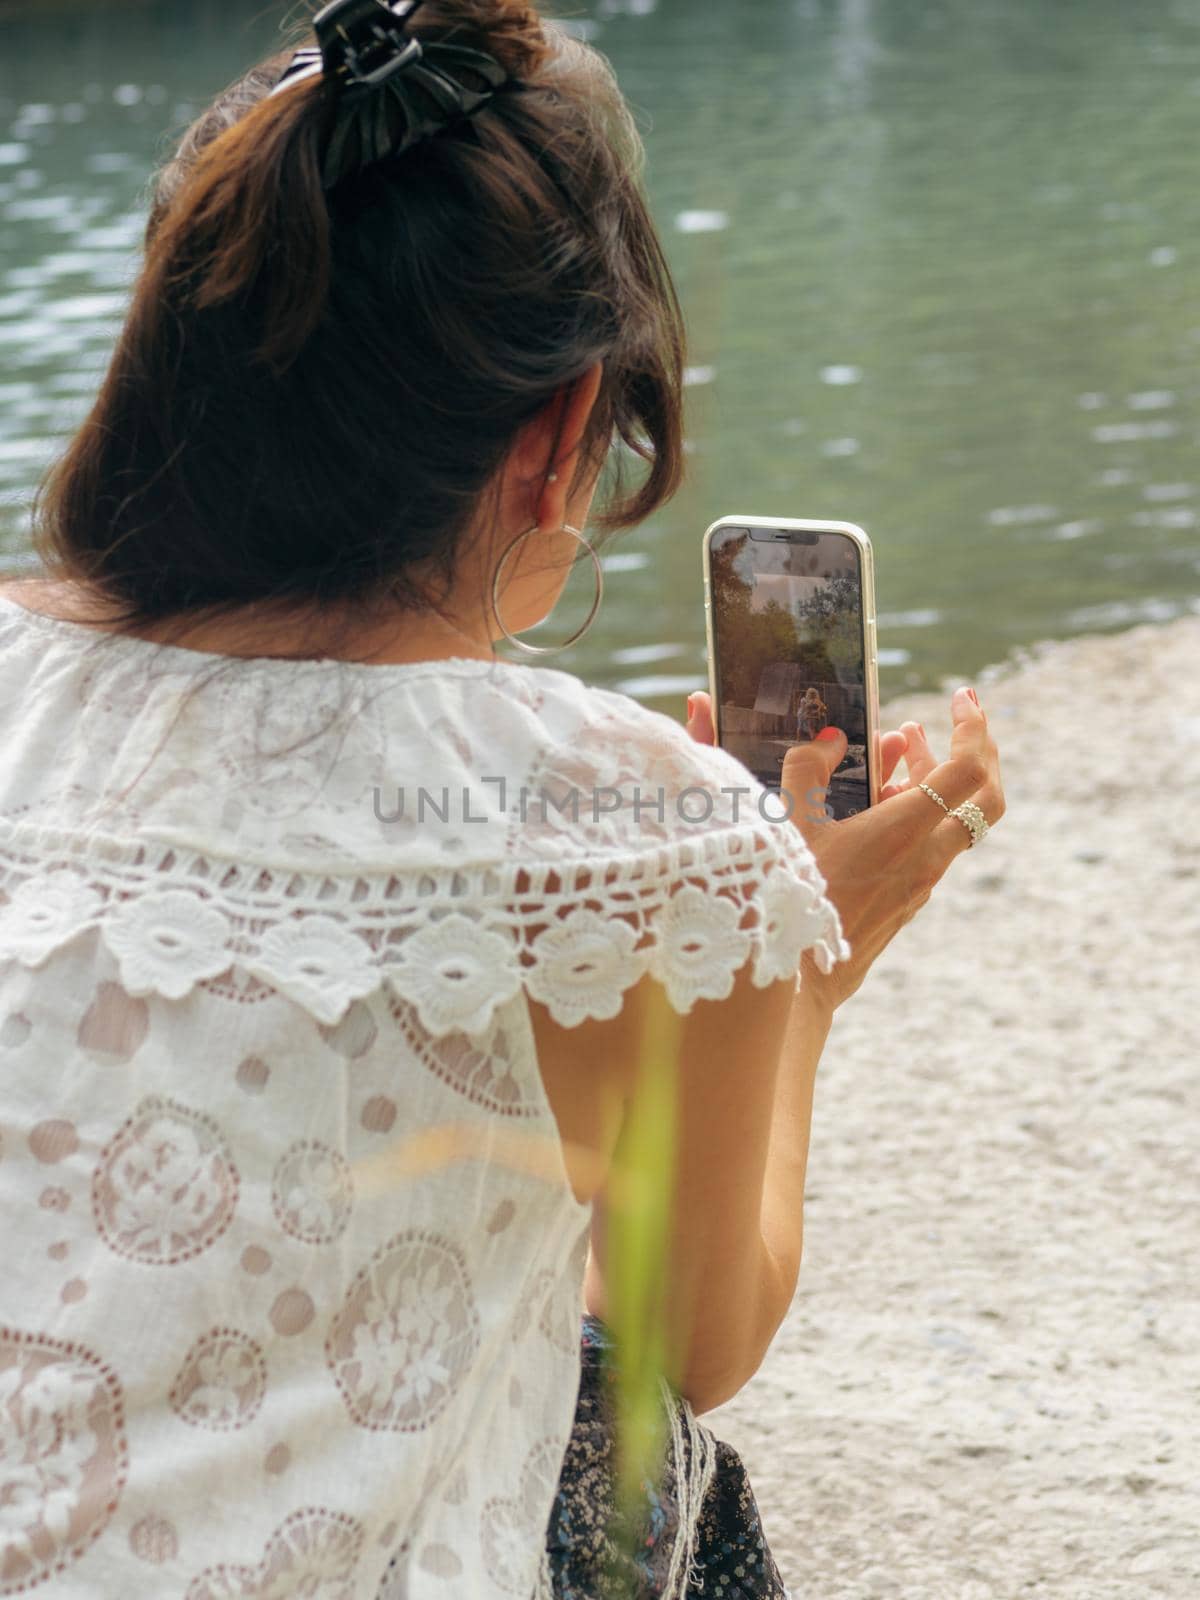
left=149, top=78, right=333, bottom=375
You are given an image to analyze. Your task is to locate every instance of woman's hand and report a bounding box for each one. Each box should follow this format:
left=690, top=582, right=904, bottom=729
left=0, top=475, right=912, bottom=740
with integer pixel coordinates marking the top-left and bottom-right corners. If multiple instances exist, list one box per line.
left=685, top=687, right=1005, bottom=1012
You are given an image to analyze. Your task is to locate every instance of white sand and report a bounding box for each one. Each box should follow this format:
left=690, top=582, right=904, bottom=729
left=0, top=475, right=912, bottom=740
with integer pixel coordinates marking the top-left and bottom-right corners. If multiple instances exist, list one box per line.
left=707, top=617, right=1200, bottom=1600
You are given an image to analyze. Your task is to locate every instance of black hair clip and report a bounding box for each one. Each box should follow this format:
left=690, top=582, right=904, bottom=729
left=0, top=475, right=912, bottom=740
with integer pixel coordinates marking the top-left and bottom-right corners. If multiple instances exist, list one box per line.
left=316, top=0, right=425, bottom=88
left=269, top=0, right=426, bottom=101
left=269, top=0, right=509, bottom=188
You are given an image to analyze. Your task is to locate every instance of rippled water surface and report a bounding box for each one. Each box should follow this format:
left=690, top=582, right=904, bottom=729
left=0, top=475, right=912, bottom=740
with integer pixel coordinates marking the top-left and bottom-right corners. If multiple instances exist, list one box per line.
left=2, top=0, right=1198, bottom=704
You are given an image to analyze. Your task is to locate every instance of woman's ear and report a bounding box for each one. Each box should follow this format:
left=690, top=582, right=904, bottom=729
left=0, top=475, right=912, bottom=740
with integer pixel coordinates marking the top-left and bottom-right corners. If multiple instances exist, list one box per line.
left=496, top=362, right=605, bottom=538
left=530, top=363, right=605, bottom=534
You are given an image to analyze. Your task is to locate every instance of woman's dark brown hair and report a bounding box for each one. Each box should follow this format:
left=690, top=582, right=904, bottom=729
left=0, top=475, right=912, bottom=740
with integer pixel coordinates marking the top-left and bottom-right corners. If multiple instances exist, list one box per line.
left=31, top=0, right=686, bottom=652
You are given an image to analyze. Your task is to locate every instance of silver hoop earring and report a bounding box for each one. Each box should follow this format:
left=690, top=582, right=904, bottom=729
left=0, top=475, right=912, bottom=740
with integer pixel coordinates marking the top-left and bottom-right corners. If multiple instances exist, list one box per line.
left=491, top=523, right=604, bottom=658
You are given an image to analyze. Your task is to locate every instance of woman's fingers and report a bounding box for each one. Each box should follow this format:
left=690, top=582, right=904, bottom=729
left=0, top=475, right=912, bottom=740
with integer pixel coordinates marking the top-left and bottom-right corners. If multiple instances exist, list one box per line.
left=880, top=689, right=993, bottom=843
left=900, top=721, right=938, bottom=787
left=879, top=721, right=935, bottom=799
left=781, top=727, right=847, bottom=836
left=879, top=729, right=908, bottom=789
left=928, top=701, right=1005, bottom=862
left=944, top=685, right=1004, bottom=823
left=685, top=691, right=716, bottom=747
left=894, top=690, right=1005, bottom=877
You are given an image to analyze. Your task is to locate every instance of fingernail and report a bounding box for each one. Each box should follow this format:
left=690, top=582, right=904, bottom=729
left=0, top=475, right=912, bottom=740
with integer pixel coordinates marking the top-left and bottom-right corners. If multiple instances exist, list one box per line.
left=967, top=687, right=980, bottom=707
left=686, top=694, right=697, bottom=718
left=815, top=726, right=842, bottom=742
left=917, top=723, right=927, bottom=739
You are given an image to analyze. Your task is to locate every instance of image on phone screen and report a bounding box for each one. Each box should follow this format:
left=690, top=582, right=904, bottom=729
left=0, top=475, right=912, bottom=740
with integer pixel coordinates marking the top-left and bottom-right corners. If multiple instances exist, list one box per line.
left=708, top=527, right=870, bottom=821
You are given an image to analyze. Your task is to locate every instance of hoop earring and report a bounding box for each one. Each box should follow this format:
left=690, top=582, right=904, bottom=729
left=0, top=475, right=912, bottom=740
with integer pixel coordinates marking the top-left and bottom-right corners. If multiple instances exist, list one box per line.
left=491, top=523, right=604, bottom=658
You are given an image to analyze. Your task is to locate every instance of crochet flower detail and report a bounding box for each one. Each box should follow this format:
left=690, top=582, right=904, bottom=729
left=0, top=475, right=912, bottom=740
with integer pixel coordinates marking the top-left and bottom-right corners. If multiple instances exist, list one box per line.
left=0, top=806, right=848, bottom=1033
left=812, top=929, right=851, bottom=975
left=0, top=868, right=103, bottom=965
left=389, top=916, right=522, bottom=1037
left=524, top=909, right=646, bottom=1027
left=253, top=916, right=375, bottom=1025
left=647, top=884, right=752, bottom=1011
left=751, top=869, right=843, bottom=987
left=105, top=889, right=232, bottom=999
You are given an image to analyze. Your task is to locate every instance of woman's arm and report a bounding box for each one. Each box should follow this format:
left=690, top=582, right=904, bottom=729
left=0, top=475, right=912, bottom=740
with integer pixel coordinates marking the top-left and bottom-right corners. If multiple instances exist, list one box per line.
left=578, top=962, right=834, bottom=1417
left=565, top=960, right=810, bottom=1416
left=751, top=976, right=835, bottom=1368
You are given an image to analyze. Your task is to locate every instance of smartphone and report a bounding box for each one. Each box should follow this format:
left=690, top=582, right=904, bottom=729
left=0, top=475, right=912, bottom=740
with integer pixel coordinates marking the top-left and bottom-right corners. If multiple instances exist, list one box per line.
left=702, top=516, right=881, bottom=819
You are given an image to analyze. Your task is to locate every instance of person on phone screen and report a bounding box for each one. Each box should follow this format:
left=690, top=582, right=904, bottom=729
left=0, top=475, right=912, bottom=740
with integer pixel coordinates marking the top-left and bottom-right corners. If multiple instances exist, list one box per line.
left=0, top=3, right=1005, bottom=1597
left=797, top=685, right=829, bottom=742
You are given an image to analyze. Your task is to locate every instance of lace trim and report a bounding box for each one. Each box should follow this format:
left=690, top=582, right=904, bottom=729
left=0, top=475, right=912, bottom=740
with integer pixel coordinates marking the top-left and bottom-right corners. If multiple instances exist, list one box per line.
left=0, top=816, right=848, bottom=1034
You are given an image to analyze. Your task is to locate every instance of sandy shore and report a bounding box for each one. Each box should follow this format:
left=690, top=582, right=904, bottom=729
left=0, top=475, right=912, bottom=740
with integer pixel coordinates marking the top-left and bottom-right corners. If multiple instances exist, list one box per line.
left=707, top=616, right=1200, bottom=1600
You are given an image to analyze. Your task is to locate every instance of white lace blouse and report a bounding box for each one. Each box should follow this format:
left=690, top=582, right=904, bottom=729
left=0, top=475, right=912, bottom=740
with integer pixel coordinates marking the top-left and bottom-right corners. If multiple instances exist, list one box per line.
left=0, top=593, right=847, bottom=1600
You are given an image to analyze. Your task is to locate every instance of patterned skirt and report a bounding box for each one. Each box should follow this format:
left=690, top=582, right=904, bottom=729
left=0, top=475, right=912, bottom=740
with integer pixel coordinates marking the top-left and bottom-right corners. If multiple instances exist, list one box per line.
left=539, top=1316, right=788, bottom=1600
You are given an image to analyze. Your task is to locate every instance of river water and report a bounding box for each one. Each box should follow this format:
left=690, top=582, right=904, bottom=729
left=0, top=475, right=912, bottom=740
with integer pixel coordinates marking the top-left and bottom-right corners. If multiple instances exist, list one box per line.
left=1, top=0, right=1198, bottom=704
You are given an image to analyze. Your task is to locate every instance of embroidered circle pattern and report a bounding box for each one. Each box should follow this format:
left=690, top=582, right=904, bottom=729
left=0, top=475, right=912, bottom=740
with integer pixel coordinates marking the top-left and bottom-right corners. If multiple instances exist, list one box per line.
left=327, top=1232, right=480, bottom=1433
left=480, top=1437, right=565, bottom=1594
left=388, top=997, right=541, bottom=1118
left=184, top=1506, right=364, bottom=1600
left=91, top=1097, right=239, bottom=1265
left=271, top=1142, right=354, bottom=1246
left=0, top=1328, right=128, bottom=1595
left=169, top=1329, right=267, bottom=1432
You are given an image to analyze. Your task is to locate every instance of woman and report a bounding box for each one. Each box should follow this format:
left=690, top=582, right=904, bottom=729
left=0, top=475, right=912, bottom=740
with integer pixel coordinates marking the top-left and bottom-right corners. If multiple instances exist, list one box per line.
left=0, top=3, right=1004, bottom=1597
left=797, top=686, right=829, bottom=743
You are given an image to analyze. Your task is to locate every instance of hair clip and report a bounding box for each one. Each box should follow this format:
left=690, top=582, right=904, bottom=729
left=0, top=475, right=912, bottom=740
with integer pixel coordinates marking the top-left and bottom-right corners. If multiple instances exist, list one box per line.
left=268, top=48, right=324, bottom=99
left=269, top=1, right=425, bottom=99
left=315, top=0, right=425, bottom=89
left=268, top=0, right=509, bottom=189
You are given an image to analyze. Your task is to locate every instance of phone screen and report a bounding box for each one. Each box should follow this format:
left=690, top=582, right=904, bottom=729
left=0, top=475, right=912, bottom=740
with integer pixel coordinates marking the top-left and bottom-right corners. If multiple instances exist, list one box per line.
left=708, top=525, right=871, bottom=819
